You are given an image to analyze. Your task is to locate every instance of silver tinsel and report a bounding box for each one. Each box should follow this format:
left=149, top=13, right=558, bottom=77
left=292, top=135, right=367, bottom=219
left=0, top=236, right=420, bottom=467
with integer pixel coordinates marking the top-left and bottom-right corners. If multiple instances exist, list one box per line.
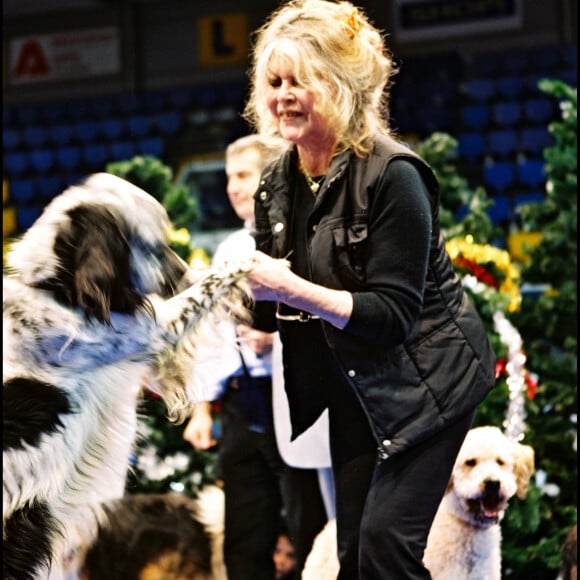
left=493, top=310, right=529, bottom=442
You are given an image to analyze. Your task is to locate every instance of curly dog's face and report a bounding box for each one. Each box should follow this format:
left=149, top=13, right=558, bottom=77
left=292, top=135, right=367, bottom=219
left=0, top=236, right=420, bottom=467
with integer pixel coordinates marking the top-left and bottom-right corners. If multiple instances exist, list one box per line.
left=447, top=426, right=535, bottom=529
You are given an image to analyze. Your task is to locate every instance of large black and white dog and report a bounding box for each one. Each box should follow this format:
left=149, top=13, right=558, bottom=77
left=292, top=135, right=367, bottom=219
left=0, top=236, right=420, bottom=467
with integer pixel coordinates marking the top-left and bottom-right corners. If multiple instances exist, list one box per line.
left=3, top=173, right=250, bottom=579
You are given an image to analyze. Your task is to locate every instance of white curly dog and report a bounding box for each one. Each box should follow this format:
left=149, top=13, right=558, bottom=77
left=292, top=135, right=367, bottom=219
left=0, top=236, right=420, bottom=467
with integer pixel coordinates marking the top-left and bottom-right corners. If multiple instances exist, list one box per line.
left=302, top=425, right=535, bottom=580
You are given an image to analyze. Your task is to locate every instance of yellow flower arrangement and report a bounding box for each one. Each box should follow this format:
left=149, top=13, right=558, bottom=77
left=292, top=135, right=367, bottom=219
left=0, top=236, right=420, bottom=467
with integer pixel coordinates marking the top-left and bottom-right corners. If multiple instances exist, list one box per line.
left=446, top=235, right=522, bottom=312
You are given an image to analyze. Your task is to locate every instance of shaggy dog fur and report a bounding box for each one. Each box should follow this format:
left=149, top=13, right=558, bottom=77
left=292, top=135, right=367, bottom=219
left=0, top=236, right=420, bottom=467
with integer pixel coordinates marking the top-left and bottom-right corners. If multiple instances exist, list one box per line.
left=3, top=173, right=249, bottom=580
left=423, top=425, right=535, bottom=579
left=66, top=486, right=227, bottom=580
left=302, top=426, right=535, bottom=580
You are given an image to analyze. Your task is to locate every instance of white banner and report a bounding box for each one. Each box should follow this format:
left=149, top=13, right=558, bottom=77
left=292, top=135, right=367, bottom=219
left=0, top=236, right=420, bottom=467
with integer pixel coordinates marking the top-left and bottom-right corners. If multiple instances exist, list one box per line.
left=8, top=26, right=121, bottom=85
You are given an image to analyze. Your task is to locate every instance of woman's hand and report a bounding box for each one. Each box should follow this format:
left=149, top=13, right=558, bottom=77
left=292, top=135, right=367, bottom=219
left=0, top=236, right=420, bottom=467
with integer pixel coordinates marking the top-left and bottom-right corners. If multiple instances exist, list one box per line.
left=248, top=251, right=292, bottom=302
left=248, top=250, right=353, bottom=330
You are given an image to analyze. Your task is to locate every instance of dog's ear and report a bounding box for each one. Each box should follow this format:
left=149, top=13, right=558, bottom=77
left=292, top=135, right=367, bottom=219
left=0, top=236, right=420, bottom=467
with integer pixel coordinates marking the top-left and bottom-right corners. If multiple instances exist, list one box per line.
left=444, top=473, right=454, bottom=494
left=55, top=205, right=145, bottom=324
left=512, top=442, right=535, bottom=499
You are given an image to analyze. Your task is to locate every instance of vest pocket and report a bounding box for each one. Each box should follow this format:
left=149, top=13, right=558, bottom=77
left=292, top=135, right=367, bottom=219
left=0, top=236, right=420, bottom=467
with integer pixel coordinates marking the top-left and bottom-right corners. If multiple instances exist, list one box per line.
left=331, top=221, right=368, bottom=288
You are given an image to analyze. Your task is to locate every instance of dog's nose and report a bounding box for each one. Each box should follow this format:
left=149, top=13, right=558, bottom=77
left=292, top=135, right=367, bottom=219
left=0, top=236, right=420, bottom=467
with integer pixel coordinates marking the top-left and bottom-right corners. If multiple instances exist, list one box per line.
left=484, top=480, right=500, bottom=495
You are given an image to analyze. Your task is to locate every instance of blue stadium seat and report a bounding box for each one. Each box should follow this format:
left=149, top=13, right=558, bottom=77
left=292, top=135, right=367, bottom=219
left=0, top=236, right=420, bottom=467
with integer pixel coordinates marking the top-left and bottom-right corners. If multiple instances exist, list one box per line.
left=3, top=129, right=21, bottom=150
left=9, top=178, right=37, bottom=205
left=4, top=152, right=30, bottom=178
left=487, top=195, right=512, bottom=225
left=48, top=123, right=75, bottom=146
left=110, top=140, right=137, bottom=160
left=55, top=146, right=82, bottom=171
left=30, top=149, right=56, bottom=174
left=519, top=127, right=554, bottom=155
left=517, top=158, right=546, bottom=189
left=37, top=175, right=65, bottom=201
left=461, top=105, right=491, bottom=130
left=83, top=143, right=110, bottom=170
left=137, top=137, right=165, bottom=158
left=523, top=98, right=557, bottom=125
left=74, top=121, right=100, bottom=143
left=483, top=160, right=516, bottom=193
left=153, top=111, right=183, bottom=136
left=462, top=78, right=496, bottom=102
left=496, top=75, right=526, bottom=100
left=493, top=101, right=522, bottom=127
left=128, top=115, right=153, bottom=138
left=23, top=126, right=49, bottom=148
left=101, top=118, right=127, bottom=140
left=457, top=133, right=485, bottom=162
left=487, top=129, right=519, bottom=158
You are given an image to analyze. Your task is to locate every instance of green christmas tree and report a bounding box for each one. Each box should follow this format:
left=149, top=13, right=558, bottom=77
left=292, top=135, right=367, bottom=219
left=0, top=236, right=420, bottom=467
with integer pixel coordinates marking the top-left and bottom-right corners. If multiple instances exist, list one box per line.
left=413, top=78, right=577, bottom=578
left=505, top=79, right=577, bottom=578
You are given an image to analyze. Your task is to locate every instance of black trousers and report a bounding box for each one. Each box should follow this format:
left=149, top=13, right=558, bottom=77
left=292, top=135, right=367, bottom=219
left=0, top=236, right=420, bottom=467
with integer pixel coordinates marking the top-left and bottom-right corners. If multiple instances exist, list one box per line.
left=328, top=380, right=475, bottom=580
left=219, top=386, right=328, bottom=580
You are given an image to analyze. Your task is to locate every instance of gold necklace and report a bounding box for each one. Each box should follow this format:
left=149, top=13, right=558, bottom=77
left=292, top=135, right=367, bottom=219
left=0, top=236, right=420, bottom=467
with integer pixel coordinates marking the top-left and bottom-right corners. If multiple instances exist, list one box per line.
left=299, top=160, right=325, bottom=194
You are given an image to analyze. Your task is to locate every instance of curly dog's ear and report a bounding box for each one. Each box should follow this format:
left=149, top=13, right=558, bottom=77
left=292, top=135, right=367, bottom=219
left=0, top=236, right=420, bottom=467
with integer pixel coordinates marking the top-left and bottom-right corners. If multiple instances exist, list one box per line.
left=444, top=473, right=454, bottom=495
left=512, top=441, right=535, bottom=499
left=54, top=205, right=145, bottom=324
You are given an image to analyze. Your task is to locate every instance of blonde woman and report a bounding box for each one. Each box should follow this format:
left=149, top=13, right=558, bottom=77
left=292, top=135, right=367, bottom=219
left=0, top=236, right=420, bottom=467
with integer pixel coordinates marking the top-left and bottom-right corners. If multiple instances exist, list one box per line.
left=245, top=1, right=496, bottom=578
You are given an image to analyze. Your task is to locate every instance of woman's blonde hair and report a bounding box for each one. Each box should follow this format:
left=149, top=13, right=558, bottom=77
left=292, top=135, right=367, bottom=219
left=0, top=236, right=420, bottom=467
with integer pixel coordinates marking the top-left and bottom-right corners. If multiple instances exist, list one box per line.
left=244, top=0, right=396, bottom=157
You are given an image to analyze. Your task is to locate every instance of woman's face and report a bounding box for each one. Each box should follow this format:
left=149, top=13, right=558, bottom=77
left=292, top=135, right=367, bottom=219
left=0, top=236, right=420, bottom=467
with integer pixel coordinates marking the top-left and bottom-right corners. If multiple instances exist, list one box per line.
left=265, top=54, right=331, bottom=148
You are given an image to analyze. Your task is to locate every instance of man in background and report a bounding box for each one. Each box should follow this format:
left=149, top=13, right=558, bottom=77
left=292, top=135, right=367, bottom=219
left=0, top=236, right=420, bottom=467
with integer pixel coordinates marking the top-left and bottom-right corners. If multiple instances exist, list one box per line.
left=184, top=134, right=331, bottom=580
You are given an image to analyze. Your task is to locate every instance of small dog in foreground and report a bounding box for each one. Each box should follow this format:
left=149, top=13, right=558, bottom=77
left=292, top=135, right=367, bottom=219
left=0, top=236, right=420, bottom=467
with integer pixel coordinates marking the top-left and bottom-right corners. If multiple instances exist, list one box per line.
left=302, top=425, right=535, bottom=580
left=3, top=173, right=250, bottom=580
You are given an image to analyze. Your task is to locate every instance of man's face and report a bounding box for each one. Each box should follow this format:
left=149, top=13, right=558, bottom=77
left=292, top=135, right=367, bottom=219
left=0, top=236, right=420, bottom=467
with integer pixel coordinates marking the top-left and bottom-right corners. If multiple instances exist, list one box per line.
left=225, top=147, right=263, bottom=224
